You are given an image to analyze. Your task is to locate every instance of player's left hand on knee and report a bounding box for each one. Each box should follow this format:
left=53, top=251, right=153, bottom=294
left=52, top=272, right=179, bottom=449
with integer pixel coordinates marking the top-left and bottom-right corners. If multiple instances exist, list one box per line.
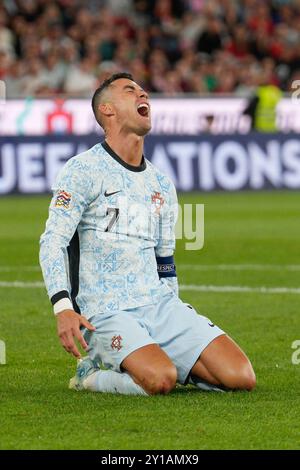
left=57, top=310, right=96, bottom=358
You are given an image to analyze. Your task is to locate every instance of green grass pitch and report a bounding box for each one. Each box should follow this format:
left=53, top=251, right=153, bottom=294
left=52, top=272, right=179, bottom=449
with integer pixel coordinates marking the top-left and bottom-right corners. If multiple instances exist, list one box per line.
left=0, top=191, right=299, bottom=450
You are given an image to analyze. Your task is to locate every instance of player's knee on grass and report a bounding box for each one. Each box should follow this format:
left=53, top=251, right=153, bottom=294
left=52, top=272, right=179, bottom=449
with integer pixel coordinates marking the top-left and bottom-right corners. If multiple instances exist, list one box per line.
left=139, top=364, right=177, bottom=395
left=222, top=360, right=256, bottom=391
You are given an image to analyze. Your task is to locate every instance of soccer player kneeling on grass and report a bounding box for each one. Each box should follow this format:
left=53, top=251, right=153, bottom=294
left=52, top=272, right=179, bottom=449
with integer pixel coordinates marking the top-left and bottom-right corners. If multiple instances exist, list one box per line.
left=39, top=73, right=256, bottom=395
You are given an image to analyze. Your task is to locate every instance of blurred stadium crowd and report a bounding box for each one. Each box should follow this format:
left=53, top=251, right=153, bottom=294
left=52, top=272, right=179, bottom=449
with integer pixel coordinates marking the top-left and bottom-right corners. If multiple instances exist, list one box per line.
left=0, top=0, right=299, bottom=97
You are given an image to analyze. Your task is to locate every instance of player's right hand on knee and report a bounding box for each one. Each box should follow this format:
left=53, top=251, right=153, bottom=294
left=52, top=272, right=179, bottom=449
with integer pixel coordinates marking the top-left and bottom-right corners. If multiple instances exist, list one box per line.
left=56, top=309, right=96, bottom=358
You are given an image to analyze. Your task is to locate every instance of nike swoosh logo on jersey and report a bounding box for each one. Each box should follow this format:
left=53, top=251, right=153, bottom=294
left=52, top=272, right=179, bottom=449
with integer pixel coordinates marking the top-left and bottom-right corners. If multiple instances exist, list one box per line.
left=208, top=322, right=215, bottom=327
left=104, top=190, right=121, bottom=197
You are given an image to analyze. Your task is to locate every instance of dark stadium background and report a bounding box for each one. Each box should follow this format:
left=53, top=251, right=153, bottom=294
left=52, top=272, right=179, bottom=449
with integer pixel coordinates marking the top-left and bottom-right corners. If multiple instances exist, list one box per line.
left=0, top=0, right=299, bottom=451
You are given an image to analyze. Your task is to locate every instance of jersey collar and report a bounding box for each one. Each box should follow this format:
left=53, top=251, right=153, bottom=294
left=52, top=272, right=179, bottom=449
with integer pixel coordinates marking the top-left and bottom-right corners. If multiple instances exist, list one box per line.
left=101, top=141, right=147, bottom=173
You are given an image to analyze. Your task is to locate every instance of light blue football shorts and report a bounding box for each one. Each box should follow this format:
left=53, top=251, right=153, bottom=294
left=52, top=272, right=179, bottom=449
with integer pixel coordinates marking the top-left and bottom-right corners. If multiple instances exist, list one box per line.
left=84, top=293, right=225, bottom=384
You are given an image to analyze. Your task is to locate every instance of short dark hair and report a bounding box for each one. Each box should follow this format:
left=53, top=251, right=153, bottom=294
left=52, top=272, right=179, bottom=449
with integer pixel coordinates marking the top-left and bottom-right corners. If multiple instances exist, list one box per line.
left=91, top=72, right=134, bottom=126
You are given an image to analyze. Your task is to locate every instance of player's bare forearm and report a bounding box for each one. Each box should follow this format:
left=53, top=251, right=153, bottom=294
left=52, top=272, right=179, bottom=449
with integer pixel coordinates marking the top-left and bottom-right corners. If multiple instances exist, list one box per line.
left=56, top=309, right=96, bottom=359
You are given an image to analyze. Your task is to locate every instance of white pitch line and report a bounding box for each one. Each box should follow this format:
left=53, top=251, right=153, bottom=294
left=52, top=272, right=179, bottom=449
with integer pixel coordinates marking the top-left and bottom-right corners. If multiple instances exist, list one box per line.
left=0, top=281, right=44, bottom=288
left=180, top=264, right=300, bottom=271
left=180, top=284, right=300, bottom=294
left=1, top=281, right=300, bottom=295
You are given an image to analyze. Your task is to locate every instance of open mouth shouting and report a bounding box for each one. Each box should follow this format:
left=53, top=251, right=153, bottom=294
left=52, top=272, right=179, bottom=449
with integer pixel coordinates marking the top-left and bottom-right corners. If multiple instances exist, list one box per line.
left=137, top=102, right=150, bottom=118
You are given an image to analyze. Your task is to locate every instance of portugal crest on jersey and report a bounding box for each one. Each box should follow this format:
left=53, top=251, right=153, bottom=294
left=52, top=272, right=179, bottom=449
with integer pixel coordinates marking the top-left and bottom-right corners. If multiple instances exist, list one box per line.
left=151, top=191, right=164, bottom=215
left=111, top=335, right=123, bottom=351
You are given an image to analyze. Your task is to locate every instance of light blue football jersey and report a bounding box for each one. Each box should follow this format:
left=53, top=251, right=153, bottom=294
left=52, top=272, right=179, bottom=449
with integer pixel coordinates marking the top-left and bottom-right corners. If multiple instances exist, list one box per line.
left=39, top=141, right=178, bottom=319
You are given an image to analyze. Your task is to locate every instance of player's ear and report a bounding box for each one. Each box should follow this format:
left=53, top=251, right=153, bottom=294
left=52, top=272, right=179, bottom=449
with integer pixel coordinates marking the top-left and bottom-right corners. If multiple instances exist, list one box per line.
left=99, top=103, right=115, bottom=117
